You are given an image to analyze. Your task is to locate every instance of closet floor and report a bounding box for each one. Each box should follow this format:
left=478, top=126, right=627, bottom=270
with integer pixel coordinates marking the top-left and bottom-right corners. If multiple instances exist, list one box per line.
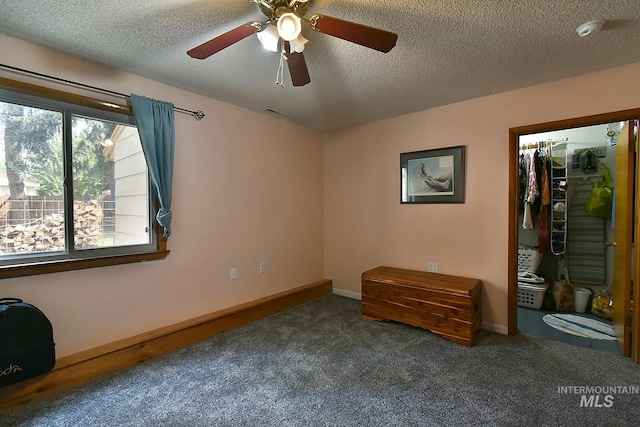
left=517, top=307, right=622, bottom=357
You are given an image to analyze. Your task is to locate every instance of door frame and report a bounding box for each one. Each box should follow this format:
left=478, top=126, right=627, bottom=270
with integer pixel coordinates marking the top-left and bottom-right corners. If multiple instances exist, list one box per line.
left=508, top=108, right=640, bottom=363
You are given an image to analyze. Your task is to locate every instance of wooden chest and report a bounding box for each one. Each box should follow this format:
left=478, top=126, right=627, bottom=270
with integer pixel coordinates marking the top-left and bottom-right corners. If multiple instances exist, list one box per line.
left=361, top=266, right=482, bottom=346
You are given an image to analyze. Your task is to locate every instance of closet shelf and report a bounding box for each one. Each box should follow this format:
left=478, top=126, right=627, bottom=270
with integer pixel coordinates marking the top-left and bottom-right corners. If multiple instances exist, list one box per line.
left=566, top=174, right=598, bottom=179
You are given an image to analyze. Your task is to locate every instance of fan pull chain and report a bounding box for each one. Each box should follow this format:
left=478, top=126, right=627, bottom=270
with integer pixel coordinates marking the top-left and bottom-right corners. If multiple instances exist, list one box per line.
left=276, top=40, right=285, bottom=87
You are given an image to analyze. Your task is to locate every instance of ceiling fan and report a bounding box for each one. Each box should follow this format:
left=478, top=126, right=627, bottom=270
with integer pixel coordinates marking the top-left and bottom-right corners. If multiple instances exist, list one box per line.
left=187, top=0, right=398, bottom=87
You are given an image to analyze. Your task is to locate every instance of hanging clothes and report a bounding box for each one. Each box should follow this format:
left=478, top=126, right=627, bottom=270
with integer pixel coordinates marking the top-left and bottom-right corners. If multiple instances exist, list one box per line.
left=540, top=158, right=551, bottom=206
left=526, top=153, right=539, bottom=203
left=537, top=159, right=551, bottom=254
left=538, top=205, right=550, bottom=253
left=523, top=202, right=534, bottom=229
left=522, top=153, right=534, bottom=229
left=519, top=153, right=527, bottom=214
left=531, top=149, right=546, bottom=217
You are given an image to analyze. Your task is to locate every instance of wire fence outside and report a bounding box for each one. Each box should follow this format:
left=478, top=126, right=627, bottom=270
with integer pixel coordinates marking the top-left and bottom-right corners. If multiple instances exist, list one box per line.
left=0, top=196, right=116, bottom=254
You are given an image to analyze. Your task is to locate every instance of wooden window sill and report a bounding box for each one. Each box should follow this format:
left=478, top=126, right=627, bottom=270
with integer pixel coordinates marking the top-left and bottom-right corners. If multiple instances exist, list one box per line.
left=0, top=250, right=170, bottom=279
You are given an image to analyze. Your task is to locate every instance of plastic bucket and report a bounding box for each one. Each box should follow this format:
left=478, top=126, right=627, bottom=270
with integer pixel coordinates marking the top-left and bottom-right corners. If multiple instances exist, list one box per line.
left=574, top=287, right=592, bottom=313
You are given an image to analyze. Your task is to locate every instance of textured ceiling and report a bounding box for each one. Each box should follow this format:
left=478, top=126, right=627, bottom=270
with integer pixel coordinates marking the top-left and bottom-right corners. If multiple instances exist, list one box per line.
left=0, top=1, right=639, bottom=131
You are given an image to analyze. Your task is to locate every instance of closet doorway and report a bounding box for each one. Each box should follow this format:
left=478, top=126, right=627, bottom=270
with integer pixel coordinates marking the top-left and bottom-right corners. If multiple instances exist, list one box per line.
left=508, top=109, right=640, bottom=363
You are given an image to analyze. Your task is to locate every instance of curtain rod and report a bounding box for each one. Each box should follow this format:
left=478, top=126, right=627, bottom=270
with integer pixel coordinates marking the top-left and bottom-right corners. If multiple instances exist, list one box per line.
left=0, top=63, right=205, bottom=120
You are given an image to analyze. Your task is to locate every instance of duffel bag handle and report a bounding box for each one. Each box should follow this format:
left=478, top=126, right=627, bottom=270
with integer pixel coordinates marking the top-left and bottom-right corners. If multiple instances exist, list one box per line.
left=0, top=297, right=23, bottom=304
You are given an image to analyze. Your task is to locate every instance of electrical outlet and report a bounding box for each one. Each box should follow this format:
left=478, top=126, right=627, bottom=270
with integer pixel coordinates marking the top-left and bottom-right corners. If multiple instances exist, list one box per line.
left=259, top=263, right=266, bottom=273
left=427, top=262, right=439, bottom=273
left=230, top=268, right=237, bottom=280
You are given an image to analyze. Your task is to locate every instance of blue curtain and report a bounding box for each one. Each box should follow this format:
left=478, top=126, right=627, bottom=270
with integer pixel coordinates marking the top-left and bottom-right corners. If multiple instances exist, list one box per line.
left=130, top=94, right=175, bottom=237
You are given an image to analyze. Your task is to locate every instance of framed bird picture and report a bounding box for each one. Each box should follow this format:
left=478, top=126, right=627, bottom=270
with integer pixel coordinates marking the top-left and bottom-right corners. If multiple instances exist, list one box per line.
left=401, top=145, right=466, bottom=203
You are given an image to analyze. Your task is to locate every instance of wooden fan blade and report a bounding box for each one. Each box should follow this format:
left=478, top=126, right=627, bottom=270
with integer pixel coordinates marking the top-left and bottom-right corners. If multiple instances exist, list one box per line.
left=187, top=23, right=258, bottom=59
left=309, top=14, right=397, bottom=53
left=284, top=42, right=311, bottom=87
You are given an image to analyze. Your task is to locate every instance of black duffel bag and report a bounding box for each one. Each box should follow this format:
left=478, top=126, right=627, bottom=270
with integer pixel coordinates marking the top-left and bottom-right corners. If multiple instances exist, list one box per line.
left=0, top=298, right=55, bottom=387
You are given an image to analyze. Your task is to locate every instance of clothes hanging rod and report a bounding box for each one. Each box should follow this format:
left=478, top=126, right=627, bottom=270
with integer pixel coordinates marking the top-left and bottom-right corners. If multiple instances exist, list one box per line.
left=519, top=138, right=569, bottom=150
left=519, top=142, right=541, bottom=150
left=0, top=63, right=205, bottom=120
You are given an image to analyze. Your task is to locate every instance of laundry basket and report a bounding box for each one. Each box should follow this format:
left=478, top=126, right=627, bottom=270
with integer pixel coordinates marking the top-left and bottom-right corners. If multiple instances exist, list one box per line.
left=517, top=283, right=548, bottom=309
left=518, top=246, right=541, bottom=273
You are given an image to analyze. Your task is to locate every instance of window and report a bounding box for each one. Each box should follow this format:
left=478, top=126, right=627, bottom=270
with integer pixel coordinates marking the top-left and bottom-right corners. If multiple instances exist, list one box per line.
left=0, top=86, right=166, bottom=278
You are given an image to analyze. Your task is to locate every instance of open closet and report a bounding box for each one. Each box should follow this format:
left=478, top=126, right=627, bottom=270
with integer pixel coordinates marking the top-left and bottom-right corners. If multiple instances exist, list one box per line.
left=513, top=119, right=635, bottom=357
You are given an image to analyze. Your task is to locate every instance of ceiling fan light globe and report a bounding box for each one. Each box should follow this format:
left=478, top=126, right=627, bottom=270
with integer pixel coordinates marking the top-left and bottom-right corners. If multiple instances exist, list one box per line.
left=277, top=13, right=302, bottom=41
left=257, top=24, right=280, bottom=52
left=290, top=34, right=308, bottom=53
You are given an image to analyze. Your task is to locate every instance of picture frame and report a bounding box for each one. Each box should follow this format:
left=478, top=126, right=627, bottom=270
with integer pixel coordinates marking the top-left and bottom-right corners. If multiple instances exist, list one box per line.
left=401, top=145, right=466, bottom=203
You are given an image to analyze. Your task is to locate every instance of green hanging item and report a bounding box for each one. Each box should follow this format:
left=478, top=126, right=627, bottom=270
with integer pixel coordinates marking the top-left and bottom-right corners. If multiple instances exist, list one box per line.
left=584, top=164, right=613, bottom=219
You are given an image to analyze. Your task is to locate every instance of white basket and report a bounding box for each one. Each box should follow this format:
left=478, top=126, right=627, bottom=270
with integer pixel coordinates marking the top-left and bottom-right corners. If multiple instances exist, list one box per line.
left=518, top=247, right=541, bottom=273
left=517, top=283, right=547, bottom=310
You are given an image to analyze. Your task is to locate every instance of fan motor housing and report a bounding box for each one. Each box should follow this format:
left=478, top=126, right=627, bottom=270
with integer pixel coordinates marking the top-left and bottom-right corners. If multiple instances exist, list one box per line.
left=259, top=0, right=309, bottom=20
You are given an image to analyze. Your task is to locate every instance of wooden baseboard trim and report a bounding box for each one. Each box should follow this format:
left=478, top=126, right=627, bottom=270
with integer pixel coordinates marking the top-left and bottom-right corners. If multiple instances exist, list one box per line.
left=0, top=279, right=332, bottom=414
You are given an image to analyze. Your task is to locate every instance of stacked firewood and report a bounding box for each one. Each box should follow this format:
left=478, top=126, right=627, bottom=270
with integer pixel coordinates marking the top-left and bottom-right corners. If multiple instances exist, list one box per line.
left=0, top=201, right=104, bottom=253
left=73, top=201, right=104, bottom=247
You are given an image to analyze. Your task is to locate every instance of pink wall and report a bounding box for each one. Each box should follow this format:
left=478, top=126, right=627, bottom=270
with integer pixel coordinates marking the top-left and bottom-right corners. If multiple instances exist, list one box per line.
left=2, top=33, right=639, bottom=352
left=324, top=61, right=640, bottom=332
left=0, top=35, right=325, bottom=357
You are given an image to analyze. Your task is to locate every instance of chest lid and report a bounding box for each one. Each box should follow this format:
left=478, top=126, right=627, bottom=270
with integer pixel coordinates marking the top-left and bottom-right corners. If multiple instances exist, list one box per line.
left=362, top=266, right=481, bottom=296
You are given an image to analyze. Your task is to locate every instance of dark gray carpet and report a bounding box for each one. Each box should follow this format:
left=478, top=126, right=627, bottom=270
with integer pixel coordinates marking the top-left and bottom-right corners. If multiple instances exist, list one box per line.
left=3, top=295, right=640, bottom=426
